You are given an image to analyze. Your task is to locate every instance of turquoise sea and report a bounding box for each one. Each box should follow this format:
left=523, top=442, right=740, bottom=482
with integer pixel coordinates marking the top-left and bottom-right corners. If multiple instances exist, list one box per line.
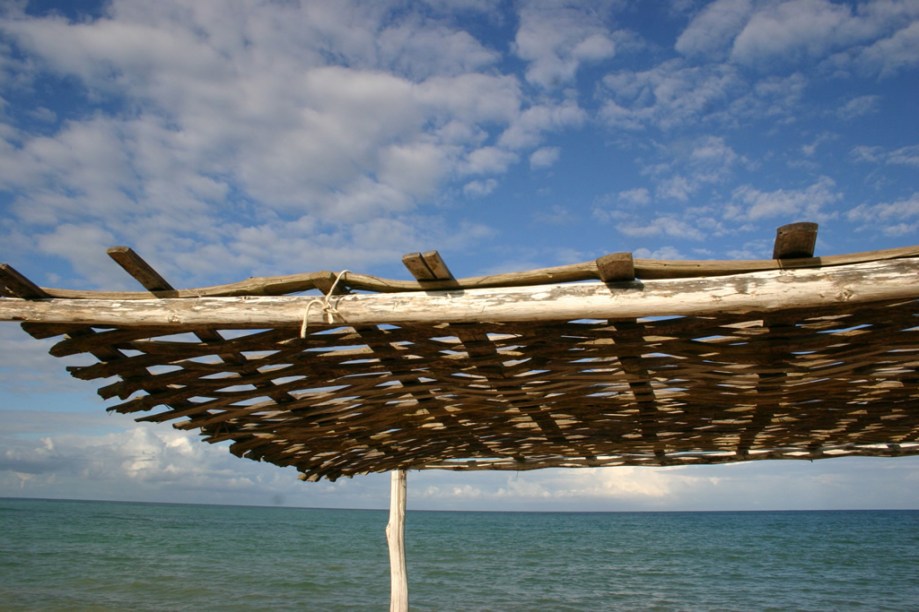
left=1, top=498, right=917, bottom=611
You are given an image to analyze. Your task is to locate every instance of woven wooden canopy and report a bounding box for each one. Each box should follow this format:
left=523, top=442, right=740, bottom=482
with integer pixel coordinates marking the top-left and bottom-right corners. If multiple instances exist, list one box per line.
left=2, top=224, right=918, bottom=481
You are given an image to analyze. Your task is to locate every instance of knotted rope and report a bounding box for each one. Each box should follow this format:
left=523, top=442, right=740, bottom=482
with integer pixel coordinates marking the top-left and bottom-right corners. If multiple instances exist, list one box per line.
left=300, top=270, right=349, bottom=338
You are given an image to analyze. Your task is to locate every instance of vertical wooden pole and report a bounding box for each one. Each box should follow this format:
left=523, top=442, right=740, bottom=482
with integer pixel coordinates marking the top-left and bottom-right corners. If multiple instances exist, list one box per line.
left=386, top=469, right=408, bottom=612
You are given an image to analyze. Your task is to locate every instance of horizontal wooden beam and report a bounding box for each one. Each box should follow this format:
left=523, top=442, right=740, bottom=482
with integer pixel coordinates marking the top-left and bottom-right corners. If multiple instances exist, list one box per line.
left=3, top=245, right=919, bottom=301
left=1, top=258, right=917, bottom=328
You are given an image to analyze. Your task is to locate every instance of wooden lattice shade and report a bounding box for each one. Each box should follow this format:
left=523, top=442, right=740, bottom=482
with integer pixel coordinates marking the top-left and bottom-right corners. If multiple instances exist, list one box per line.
left=2, top=225, right=918, bottom=481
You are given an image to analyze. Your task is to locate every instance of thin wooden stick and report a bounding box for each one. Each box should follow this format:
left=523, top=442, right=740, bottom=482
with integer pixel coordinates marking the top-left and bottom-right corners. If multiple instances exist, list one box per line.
left=386, top=470, right=408, bottom=612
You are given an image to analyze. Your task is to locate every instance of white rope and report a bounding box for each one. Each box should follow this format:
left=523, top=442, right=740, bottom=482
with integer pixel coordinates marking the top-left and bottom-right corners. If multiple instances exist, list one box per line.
left=300, top=270, right=349, bottom=338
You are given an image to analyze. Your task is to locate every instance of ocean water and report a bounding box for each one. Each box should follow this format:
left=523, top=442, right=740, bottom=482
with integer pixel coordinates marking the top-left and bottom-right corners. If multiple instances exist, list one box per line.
left=1, top=499, right=917, bottom=611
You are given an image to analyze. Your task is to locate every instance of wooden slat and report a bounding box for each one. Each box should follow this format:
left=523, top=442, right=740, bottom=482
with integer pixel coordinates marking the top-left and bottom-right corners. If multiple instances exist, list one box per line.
left=3, top=230, right=919, bottom=482
left=7, top=294, right=917, bottom=479
left=107, top=247, right=300, bottom=412
left=107, top=246, right=176, bottom=293
left=773, top=222, right=818, bottom=259
left=402, top=250, right=457, bottom=285
left=0, top=263, right=50, bottom=298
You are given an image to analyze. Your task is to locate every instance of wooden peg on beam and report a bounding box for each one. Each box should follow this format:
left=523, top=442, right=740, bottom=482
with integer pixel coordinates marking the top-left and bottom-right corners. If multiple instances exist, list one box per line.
left=773, top=222, right=818, bottom=260
left=0, top=263, right=50, bottom=299
left=595, top=252, right=636, bottom=282
left=313, top=271, right=349, bottom=296
left=402, top=250, right=457, bottom=284
left=107, top=246, right=175, bottom=294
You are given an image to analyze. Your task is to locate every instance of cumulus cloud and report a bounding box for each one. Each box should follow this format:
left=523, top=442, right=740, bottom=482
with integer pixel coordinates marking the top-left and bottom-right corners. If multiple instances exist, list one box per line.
left=499, top=99, right=586, bottom=149
left=514, top=0, right=617, bottom=88
left=618, top=187, right=651, bottom=206
left=837, top=94, right=879, bottom=120
left=726, top=176, right=842, bottom=222
left=600, top=61, right=742, bottom=130
left=673, top=0, right=919, bottom=79
left=848, top=192, right=919, bottom=236
left=640, top=135, right=744, bottom=203
left=0, top=1, right=573, bottom=287
left=0, top=409, right=375, bottom=506
left=676, top=0, right=754, bottom=59
left=855, top=20, right=919, bottom=77
left=851, top=144, right=919, bottom=167
left=618, top=215, right=706, bottom=240
left=529, top=146, right=560, bottom=169
left=731, top=0, right=857, bottom=66
left=463, top=178, right=498, bottom=197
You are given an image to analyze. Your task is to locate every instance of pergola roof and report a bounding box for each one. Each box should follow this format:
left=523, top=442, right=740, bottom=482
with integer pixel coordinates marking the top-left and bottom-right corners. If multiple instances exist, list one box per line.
left=2, top=224, right=918, bottom=481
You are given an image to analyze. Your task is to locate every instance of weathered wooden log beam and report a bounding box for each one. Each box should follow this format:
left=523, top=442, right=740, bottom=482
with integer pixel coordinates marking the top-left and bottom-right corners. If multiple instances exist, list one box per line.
left=3, top=245, right=919, bottom=300
left=1, top=258, right=917, bottom=327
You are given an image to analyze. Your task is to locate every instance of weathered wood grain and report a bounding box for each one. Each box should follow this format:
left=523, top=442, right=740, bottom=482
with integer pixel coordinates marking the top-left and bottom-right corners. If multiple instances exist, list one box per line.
left=4, top=244, right=919, bottom=300
left=2, top=237, right=918, bottom=482
left=387, top=470, right=408, bottom=612
left=3, top=258, right=917, bottom=327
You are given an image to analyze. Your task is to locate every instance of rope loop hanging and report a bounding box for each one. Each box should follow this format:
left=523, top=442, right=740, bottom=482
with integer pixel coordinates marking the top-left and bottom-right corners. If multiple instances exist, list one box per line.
left=300, top=270, right=349, bottom=338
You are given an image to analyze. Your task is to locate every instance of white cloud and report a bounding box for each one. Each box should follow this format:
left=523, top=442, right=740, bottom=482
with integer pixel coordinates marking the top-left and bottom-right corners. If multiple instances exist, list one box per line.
left=514, top=0, right=616, bottom=89
left=724, top=0, right=919, bottom=76
left=601, top=60, right=742, bottom=130
left=463, top=178, right=498, bottom=197
left=801, top=132, right=837, bottom=157
left=888, top=145, right=919, bottom=167
left=529, top=146, right=560, bottom=169
left=633, top=245, right=685, bottom=260
left=637, top=135, right=744, bottom=204
left=656, top=175, right=694, bottom=202
left=0, top=410, right=355, bottom=506
left=851, top=144, right=919, bottom=167
left=533, top=203, right=575, bottom=225
left=855, top=19, right=919, bottom=77
left=36, top=223, right=119, bottom=288
left=673, top=0, right=919, bottom=79
left=499, top=99, right=586, bottom=149
left=731, top=0, right=856, bottom=66
left=619, top=215, right=705, bottom=240
left=0, top=1, right=565, bottom=287
left=461, top=146, right=519, bottom=175
left=848, top=192, right=919, bottom=236
left=0, top=328, right=93, bottom=394
left=727, top=176, right=842, bottom=222
left=837, top=94, right=879, bottom=120
left=377, top=18, right=500, bottom=79
left=676, top=0, right=754, bottom=59
left=618, top=187, right=651, bottom=206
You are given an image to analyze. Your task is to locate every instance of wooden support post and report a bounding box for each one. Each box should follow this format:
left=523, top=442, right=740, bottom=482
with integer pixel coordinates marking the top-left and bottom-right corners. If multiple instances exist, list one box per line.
left=386, top=469, right=408, bottom=612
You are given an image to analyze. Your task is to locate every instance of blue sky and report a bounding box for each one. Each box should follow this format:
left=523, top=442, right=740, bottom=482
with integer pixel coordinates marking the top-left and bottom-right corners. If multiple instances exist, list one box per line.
left=1, top=0, right=918, bottom=511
